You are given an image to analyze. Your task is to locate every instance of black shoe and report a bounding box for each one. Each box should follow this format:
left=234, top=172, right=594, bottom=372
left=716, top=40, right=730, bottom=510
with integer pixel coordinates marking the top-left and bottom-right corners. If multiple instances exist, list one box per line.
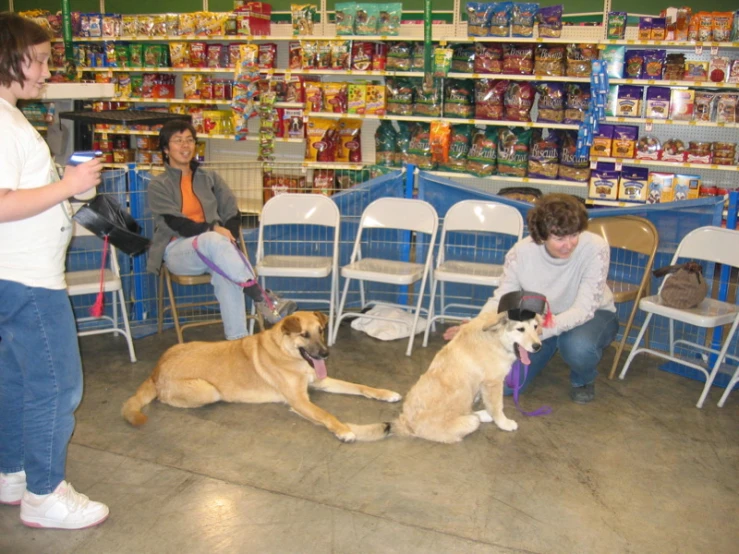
left=255, top=290, right=298, bottom=325
left=570, top=383, right=595, bottom=404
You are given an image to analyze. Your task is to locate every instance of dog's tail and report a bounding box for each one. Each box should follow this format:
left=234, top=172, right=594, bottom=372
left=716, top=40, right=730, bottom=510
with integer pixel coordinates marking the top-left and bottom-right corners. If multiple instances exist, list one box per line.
left=121, top=377, right=158, bottom=427
left=347, top=422, right=394, bottom=442
left=348, top=419, right=416, bottom=442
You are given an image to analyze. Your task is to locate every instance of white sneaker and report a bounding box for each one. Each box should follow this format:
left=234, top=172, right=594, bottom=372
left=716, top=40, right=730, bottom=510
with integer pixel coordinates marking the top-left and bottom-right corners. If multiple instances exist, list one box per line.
left=0, top=470, right=26, bottom=505
left=20, top=481, right=109, bottom=530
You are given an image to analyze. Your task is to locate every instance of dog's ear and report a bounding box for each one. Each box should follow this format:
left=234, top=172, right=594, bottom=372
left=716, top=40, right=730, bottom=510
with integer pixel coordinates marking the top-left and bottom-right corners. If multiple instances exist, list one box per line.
left=281, top=314, right=302, bottom=336
left=482, top=312, right=508, bottom=332
left=314, top=311, right=328, bottom=327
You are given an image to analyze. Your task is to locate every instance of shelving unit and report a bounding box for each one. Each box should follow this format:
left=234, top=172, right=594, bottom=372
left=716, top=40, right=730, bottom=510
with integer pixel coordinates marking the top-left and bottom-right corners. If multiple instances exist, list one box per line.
left=48, top=8, right=738, bottom=201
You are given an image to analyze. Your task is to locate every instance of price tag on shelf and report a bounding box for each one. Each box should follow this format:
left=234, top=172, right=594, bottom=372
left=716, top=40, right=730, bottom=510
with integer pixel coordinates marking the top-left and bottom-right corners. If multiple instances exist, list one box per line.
left=711, top=46, right=719, bottom=55
left=717, top=122, right=725, bottom=127
left=467, top=119, right=476, bottom=124
left=615, top=160, right=623, bottom=171
left=380, top=36, right=388, bottom=40
left=645, top=121, right=653, bottom=132
left=647, top=80, right=655, bottom=85
left=440, top=40, right=447, bottom=46
left=682, top=163, right=691, bottom=167
left=626, top=40, right=635, bottom=44
left=536, top=38, right=544, bottom=43
left=695, top=45, right=703, bottom=54
left=471, top=73, right=480, bottom=79
left=711, top=164, right=719, bottom=169
left=522, top=177, right=530, bottom=182
left=689, top=120, right=697, bottom=126
left=590, top=159, right=597, bottom=169
left=665, top=119, right=674, bottom=124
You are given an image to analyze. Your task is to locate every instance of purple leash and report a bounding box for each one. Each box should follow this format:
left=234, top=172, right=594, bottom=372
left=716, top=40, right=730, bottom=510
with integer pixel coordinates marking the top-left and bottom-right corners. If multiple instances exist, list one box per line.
left=192, top=236, right=277, bottom=311
left=505, top=361, right=552, bottom=417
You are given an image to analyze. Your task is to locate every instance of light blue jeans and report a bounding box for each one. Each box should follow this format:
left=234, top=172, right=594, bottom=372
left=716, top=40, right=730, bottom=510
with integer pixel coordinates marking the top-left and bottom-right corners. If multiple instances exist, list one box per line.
left=506, top=309, right=620, bottom=394
left=0, top=280, right=83, bottom=495
left=164, top=231, right=256, bottom=340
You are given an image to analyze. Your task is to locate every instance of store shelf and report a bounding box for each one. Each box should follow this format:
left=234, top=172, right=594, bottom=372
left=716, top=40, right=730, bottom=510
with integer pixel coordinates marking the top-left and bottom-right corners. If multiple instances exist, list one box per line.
left=310, top=111, right=579, bottom=130
left=590, top=157, right=739, bottom=172
left=601, top=39, right=739, bottom=49
left=91, top=128, right=304, bottom=142
left=446, top=72, right=590, bottom=83
left=604, top=117, right=739, bottom=129
left=430, top=171, right=588, bottom=188
left=59, top=109, right=190, bottom=126
left=261, top=68, right=426, bottom=77
left=81, top=66, right=234, bottom=73
left=304, top=162, right=366, bottom=170
left=610, top=78, right=739, bottom=90
left=40, top=82, right=115, bottom=100
left=586, top=199, right=648, bottom=207
left=441, top=36, right=581, bottom=45
left=121, top=98, right=231, bottom=105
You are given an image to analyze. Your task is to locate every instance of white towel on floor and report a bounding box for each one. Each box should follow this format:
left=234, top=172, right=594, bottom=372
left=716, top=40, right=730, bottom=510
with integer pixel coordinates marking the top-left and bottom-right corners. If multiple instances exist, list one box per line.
left=350, top=306, right=427, bottom=341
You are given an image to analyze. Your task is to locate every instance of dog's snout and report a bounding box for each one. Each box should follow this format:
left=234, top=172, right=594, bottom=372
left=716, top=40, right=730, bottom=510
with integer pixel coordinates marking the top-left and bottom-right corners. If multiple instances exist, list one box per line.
left=532, top=343, right=542, bottom=353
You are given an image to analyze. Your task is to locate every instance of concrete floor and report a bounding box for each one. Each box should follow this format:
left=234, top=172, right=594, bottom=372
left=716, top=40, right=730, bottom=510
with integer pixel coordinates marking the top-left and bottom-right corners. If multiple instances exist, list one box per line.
left=1, top=321, right=737, bottom=554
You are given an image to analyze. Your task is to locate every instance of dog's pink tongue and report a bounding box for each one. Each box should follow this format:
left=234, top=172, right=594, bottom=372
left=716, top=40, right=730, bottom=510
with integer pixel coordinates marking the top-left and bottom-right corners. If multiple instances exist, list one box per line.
left=518, top=347, right=531, bottom=366
left=313, top=357, right=328, bottom=380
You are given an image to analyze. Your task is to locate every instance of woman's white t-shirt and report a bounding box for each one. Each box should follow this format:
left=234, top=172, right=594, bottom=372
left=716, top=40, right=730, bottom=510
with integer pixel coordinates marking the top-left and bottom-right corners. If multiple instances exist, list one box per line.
left=0, top=96, right=73, bottom=290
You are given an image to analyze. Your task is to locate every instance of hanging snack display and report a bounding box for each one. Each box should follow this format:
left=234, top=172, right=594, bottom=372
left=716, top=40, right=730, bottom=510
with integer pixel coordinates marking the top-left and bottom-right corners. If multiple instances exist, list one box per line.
left=231, top=44, right=259, bottom=141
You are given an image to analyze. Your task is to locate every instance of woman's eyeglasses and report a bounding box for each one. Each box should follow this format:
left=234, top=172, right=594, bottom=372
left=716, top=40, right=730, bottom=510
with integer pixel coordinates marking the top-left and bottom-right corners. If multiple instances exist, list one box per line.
left=169, top=138, right=196, bottom=146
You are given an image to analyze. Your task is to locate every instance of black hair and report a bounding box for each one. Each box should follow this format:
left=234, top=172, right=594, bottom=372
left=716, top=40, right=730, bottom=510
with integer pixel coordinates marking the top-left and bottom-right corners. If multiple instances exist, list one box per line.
left=158, top=119, right=197, bottom=163
left=0, top=12, right=51, bottom=89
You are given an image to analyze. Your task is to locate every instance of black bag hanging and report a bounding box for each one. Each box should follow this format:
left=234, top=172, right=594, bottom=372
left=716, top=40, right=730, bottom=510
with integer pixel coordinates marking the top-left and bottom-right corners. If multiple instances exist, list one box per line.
left=73, top=195, right=150, bottom=256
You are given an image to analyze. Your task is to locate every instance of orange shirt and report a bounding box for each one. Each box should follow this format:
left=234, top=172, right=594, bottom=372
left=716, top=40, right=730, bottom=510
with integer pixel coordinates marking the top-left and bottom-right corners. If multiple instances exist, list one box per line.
left=180, top=173, right=205, bottom=223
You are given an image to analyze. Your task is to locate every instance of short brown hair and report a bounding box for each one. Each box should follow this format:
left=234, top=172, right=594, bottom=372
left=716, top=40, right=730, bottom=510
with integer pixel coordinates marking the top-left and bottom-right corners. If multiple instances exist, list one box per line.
left=0, top=12, right=51, bottom=88
left=527, top=194, right=588, bottom=244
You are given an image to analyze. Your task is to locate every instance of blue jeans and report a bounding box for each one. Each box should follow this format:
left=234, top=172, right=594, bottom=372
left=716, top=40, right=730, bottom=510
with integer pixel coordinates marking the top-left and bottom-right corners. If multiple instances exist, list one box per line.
left=0, top=280, right=83, bottom=495
left=164, top=232, right=256, bottom=340
left=506, top=310, right=620, bottom=394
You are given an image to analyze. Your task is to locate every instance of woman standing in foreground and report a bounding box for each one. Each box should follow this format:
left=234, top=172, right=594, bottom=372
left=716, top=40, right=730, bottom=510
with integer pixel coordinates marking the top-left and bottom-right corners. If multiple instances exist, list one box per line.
left=0, top=12, right=109, bottom=529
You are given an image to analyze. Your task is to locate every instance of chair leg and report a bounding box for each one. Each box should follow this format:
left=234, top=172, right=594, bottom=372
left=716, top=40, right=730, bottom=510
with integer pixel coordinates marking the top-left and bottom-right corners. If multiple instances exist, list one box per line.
left=422, top=277, right=439, bottom=348
left=609, top=302, right=641, bottom=379
left=333, top=276, right=352, bottom=344
left=718, top=366, right=739, bottom=407
left=165, top=272, right=184, bottom=344
left=117, top=288, right=137, bottom=363
left=406, top=272, right=432, bottom=357
left=619, top=313, right=654, bottom=380
left=328, top=271, right=337, bottom=347
left=157, top=271, right=165, bottom=335
left=696, top=318, right=739, bottom=409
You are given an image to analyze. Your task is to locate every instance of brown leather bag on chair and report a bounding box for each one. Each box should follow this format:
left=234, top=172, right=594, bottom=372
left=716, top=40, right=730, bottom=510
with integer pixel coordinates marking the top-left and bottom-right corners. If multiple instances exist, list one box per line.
left=653, top=261, right=708, bottom=309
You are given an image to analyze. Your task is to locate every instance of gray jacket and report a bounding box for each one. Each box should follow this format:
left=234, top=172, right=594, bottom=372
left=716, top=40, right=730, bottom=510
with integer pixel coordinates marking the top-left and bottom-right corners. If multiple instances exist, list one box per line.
left=146, top=164, right=240, bottom=275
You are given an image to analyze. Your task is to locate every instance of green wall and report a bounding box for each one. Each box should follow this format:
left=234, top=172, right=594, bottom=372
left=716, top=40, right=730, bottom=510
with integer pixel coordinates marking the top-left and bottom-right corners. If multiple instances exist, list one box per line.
left=1, top=1, right=9, bottom=13
left=13, top=0, right=98, bottom=11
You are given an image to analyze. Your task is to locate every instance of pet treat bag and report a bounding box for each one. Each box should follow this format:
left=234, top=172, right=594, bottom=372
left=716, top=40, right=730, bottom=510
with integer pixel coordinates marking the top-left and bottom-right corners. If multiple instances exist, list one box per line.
left=497, top=127, right=532, bottom=177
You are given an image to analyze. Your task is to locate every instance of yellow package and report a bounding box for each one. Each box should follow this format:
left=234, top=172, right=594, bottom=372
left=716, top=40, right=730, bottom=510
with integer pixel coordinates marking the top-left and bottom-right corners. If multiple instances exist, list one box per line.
left=183, top=74, right=203, bottom=100
left=322, top=82, right=347, bottom=113
left=347, top=83, right=367, bottom=114
left=365, top=84, right=387, bottom=115
left=178, top=13, right=197, bottom=36
left=304, top=81, right=323, bottom=113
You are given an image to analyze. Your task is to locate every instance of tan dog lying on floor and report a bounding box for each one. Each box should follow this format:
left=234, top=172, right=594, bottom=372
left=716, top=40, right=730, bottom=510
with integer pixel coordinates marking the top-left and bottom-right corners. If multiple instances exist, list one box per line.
left=350, top=310, right=542, bottom=443
left=122, top=311, right=401, bottom=442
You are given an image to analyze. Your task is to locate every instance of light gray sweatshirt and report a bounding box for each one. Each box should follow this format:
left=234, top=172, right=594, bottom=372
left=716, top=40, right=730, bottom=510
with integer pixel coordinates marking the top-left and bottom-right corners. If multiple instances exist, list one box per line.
left=481, top=231, right=615, bottom=340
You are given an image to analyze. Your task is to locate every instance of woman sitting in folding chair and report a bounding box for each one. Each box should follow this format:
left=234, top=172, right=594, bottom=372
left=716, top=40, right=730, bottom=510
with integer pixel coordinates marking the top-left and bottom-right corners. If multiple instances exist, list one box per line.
left=147, top=120, right=296, bottom=340
left=445, top=194, right=619, bottom=404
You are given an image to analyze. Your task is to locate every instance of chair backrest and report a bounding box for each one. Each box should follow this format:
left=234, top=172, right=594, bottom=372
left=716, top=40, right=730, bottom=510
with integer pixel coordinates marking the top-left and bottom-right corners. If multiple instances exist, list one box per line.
left=359, top=197, right=438, bottom=235
left=672, top=226, right=739, bottom=268
left=588, top=216, right=659, bottom=258
left=443, top=200, right=524, bottom=238
left=256, top=193, right=340, bottom=262
left=260, top=193, right=340, bottom=228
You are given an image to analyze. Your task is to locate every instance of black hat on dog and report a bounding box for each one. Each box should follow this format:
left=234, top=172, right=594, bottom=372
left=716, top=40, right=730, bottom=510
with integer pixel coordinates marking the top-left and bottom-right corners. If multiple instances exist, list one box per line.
left=497, top=290, right=553, bottom=326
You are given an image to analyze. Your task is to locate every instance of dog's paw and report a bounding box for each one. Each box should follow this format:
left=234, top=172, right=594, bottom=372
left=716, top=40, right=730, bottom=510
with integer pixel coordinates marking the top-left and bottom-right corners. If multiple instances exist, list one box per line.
left=383, top=391, right=402, bottom=403
left=495, top=418, right=518, bottom=432
left=336, top=430, right=357, bottom=443
left=474, top=409, right=493, bottom=423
